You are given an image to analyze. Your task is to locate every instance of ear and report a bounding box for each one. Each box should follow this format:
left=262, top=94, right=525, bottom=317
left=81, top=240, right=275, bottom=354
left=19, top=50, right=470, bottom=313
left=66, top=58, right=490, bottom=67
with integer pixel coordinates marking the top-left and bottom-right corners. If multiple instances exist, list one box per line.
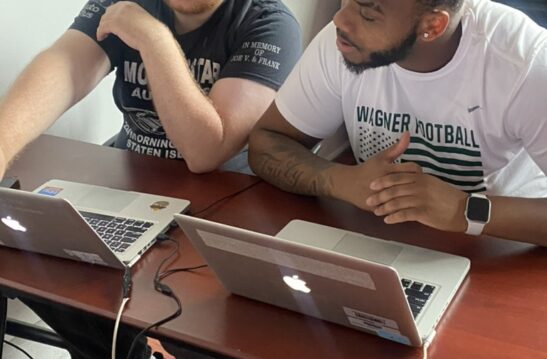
left=418, top=10, right=450, bottom=42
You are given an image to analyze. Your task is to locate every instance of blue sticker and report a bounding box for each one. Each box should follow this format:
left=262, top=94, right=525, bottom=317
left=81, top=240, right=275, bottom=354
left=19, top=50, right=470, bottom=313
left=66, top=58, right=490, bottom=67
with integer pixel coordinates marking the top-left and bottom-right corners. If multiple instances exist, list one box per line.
left=38, top=187, right=63, bottom=196
left=378, top=330, right=411, bottom=346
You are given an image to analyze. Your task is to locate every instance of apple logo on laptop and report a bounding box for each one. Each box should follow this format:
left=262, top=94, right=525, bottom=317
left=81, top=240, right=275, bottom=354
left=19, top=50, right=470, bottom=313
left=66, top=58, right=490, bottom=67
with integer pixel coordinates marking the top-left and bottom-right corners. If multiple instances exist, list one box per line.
left=283, top=275, right=311, bottom=294
left=1, top=216, right=27, bottom=232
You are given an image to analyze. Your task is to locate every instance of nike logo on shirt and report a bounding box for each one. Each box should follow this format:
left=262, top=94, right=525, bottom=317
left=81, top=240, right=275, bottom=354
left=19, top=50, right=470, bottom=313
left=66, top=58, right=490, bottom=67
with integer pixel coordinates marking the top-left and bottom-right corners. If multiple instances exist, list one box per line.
left=468, top=105, right=482, bottom=113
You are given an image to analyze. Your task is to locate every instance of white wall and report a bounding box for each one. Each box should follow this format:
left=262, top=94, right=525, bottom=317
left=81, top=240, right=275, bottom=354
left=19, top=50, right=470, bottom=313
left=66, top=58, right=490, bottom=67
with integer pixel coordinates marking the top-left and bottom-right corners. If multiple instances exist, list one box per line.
left=0, top=1, right=121, bottom=145
left=284, top=0, right=340, bottom=46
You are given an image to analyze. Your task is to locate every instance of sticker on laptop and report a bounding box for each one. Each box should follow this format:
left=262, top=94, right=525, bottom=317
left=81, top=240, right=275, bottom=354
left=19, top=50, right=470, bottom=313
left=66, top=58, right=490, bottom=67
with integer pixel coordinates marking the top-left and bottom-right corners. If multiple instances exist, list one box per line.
left=150, top=201, right=169, bottom=211
left=344, top=307, right=399, bottom=330
left=344, top=306, right=408, bottom=343
left=63, top=249, right=108, bottom=266
left=38, top=187, right=63, bottom=196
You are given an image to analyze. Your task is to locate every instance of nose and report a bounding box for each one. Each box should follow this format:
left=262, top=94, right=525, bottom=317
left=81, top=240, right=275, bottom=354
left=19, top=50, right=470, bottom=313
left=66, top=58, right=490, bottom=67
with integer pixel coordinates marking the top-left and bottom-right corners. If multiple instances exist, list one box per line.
left=333, top=2, right=355, bottom=35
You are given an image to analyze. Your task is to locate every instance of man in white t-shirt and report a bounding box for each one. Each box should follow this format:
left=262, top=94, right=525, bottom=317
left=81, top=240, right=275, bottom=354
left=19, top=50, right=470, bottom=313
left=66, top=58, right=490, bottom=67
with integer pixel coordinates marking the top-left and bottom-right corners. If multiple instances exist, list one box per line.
left=249, top=0, right=547, bottom=246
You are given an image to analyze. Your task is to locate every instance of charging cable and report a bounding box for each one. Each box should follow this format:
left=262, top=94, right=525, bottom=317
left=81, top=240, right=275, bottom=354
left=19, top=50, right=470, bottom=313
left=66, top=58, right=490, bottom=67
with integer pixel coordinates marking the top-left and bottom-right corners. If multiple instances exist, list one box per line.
left=422, top=330, right=437, bottom=359
left=112, top=267, right=132, bottom=359
left=192, top=179, right=262, bottom=217
left=125, top=236, right=181, bottom=359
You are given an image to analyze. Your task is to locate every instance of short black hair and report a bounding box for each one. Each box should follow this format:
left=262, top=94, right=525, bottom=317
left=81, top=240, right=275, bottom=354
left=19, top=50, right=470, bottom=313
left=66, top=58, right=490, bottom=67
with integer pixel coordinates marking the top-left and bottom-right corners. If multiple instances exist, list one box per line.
left=417, top=0, right=464, bottom=12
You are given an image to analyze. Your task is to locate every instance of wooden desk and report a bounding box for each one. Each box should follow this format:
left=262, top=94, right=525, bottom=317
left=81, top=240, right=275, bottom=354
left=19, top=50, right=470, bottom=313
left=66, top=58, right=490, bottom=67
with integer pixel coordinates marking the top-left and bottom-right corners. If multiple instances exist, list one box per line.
left=2, top=135, right=547, bottom=358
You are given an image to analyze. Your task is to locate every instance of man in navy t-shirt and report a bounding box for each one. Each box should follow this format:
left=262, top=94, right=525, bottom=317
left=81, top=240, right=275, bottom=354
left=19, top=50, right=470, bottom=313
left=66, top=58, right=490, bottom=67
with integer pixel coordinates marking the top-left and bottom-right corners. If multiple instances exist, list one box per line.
left=0, top=0, right=301, bottom=357
left=0, top=0, right=301, bottom=177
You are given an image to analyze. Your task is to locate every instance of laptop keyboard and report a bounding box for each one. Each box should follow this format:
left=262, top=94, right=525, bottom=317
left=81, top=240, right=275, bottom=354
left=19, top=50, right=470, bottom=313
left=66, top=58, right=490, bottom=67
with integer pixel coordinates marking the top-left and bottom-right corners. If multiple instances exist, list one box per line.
left=401, top=278, right=436, bottom=319
left=80, top=211, right=154, bottom=253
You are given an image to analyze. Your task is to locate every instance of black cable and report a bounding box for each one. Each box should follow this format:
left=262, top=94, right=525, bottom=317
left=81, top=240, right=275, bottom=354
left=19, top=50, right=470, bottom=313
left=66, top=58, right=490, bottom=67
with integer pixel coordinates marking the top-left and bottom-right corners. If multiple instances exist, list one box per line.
left=158, top=264, right=208, bottom=281
left=122, top=266, right=132, bottom=299
left=125, top=292, right=181, bottom=359
left=191, top=179, right=262, bottom=217
left=125, top=178, right=261, bottom=358
left=3, top=340, right=34, bottom=359
left=125, top=237, right=181, bottom=359
left=113, top=267, right=133, bottom=359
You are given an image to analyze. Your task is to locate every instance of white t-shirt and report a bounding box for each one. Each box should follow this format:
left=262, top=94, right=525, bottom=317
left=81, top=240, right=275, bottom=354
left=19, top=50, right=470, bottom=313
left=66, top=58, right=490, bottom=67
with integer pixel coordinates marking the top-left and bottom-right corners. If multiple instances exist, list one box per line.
left=276, top=0, right=547, bottom=197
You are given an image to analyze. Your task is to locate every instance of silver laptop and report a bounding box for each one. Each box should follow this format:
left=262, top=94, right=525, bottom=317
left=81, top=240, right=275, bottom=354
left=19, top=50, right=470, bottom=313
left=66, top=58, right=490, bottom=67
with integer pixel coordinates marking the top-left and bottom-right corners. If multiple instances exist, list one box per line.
left=174, top=214, right=470, bottom=347
left=0, top=179, right=190, bottom=269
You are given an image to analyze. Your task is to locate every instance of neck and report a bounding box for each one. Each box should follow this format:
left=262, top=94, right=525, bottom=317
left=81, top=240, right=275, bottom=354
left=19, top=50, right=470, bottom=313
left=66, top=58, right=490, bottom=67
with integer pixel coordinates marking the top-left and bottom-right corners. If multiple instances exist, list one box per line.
left=173, top=3, right=223, bottom=34
left=397, top=13, right=464, bottom=73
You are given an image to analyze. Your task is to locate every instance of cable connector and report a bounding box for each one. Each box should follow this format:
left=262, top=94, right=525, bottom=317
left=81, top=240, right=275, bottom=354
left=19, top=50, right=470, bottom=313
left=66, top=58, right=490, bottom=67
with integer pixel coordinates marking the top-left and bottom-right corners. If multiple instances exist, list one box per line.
left=122, top=267, right=132, bottom=299
left=156, top=234, right=171, bottom=242
left=154, top=282, right=173, bottom=296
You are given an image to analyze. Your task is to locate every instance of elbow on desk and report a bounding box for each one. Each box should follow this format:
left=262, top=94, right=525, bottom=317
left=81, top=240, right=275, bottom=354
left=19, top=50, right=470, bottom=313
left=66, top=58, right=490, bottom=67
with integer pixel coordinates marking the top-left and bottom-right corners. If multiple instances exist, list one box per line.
left=184, top=155, right=222, bottom=174
left=184, top=142, right=248, bottom=174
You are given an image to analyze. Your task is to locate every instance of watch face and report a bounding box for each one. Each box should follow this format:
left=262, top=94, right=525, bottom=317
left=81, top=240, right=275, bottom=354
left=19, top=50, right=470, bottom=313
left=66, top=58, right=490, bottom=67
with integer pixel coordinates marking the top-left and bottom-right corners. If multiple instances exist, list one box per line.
left=467, top=196, right=490, bottom=222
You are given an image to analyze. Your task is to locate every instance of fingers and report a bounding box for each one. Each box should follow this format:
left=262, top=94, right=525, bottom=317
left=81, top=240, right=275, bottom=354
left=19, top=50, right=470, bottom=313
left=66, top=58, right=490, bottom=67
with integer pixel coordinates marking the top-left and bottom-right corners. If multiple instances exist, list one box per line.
left=147, top=338, right=176, bottom=359
left=384, top=209, right=421, bottom=224
left=370, top=171, right=419, bottom=191
left=96, top=4, right=118, bottom=41
left=372, top=195, right=417, bottom=217
left=382, top=131, right=410, bottom=163
left=96, top=22, right=109, bottom=41
left=96, top=9, right=112, bottom=41
left=367, top=183, right=417, bottom=207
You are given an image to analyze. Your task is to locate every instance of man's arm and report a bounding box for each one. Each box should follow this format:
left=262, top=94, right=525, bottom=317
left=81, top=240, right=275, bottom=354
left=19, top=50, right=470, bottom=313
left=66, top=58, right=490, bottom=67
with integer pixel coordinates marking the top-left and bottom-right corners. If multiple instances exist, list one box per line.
left=366, top=169, right=547, bottom=246
left=141, top=29, right=275, bottom=172
left=253, top=104, right=547, bottom=246
left=140, top=39, right=276, bottom=173
left=96, top=2, right=285, bottom=173
left=0, top=30, right=110, bottom=177
left=484, top=197, right=547, bottom=245
left=249, top=102, right=420, bottom=206
left=249, top=102, right=336, bottom=197
left=366, top=43, right=547, bottom=246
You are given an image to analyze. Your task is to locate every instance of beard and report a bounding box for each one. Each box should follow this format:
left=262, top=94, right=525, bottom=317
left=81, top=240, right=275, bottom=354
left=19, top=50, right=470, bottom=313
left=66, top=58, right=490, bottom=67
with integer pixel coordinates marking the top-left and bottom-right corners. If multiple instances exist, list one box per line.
left=343, top=27, right=418, bottom=75
left=164, top=0, right=223, bottom=15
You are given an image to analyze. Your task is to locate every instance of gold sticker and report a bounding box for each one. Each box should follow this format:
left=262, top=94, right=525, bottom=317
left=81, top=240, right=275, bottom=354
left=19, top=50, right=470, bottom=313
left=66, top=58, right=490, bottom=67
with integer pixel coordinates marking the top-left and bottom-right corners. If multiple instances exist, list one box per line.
left=150, top=201, right=169, bottom=211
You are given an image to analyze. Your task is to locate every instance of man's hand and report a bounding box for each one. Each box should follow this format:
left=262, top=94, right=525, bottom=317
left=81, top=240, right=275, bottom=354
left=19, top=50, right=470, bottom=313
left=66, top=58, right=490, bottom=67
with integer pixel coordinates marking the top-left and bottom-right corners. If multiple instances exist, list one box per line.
left=330, top=132, right=422, bottom=211
left=366, top=170, right=469, bottom=232
left=96, top=1, right=169, bottom=51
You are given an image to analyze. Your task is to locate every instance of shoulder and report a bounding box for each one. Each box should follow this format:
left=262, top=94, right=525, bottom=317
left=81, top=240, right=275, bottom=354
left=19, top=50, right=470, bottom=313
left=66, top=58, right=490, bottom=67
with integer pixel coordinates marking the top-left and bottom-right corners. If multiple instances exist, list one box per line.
left=226, top=0, right=300, bottom=31
left=133, top=0, right=169, bottom=18
left=247, top=0, right=298, bottom=20
left=220, top=0, right=302, bottom=56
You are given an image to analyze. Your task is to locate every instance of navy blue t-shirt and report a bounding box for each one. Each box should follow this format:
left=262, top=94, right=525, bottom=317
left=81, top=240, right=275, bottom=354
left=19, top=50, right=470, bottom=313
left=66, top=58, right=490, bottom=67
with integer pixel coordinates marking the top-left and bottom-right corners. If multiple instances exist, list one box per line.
left=70, top=0, right=301, bottom=162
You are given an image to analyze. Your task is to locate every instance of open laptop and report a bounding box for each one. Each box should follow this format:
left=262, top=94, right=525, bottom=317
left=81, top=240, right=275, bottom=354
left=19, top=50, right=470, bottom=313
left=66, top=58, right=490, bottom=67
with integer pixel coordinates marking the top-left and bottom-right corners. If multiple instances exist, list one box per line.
left=174, top=214, right=470, bottom=347
left=0, top=179, right=190, bottom=269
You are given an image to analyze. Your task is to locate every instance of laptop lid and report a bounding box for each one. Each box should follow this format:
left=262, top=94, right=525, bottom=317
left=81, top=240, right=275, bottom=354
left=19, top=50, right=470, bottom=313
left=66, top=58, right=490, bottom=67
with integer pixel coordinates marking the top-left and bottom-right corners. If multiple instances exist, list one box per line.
left=276, top=220, right=470, bottom=342
left=0, top=180, right=190, bottom=268
left=175, top=214, right=470, bottom=347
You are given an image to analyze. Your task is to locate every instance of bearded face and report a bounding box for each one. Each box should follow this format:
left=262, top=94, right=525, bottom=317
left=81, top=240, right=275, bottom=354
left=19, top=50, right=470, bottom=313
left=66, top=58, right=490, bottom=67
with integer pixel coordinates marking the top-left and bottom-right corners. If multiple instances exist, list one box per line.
left=163, top=0, right=223, bottom=15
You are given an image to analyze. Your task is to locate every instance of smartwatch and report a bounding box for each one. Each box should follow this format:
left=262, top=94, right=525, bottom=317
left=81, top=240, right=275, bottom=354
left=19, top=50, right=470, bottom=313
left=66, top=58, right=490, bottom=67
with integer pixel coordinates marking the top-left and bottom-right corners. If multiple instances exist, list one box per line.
left=465, top=193, right=491, bottom=235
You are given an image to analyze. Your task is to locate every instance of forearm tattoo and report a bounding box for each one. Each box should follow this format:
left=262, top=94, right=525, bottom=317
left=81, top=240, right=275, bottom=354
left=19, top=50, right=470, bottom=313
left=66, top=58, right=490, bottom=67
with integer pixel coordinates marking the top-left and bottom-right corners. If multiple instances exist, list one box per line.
left=253, top=133, right=335, bottom=197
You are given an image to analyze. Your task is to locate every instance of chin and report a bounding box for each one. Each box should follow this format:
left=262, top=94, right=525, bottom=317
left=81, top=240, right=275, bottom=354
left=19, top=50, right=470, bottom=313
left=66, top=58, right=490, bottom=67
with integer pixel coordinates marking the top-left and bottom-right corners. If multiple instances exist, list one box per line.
left=342, top=52, right=366, bottom=64
left=342, top=53, right=370, bottom=67
left=164, top=0, right=222, bottom=14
